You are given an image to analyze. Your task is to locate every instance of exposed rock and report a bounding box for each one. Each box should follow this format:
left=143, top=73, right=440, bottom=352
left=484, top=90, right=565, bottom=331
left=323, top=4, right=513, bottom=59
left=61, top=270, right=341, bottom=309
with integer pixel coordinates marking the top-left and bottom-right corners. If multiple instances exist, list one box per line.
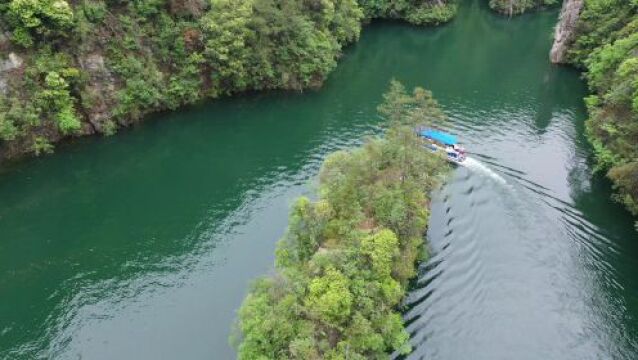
left=0, top=52, right=24, bottom=95
left=0, top=53, right=23, bottom=72
left=0, top=18, right=10, bottom=49
left=79, top=53, right=117, bottom=134
left=81, top=53, right=106, bottom=73
left=169, top=0, right=208, bottom=18
left=0, top=31, right=10, bottom=51
left=550, top=0, right=584, bottom=64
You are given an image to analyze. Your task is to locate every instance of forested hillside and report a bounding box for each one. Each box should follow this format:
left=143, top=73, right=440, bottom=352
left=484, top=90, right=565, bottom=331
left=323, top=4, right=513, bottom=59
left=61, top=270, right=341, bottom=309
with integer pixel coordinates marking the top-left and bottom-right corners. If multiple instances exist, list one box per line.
left=561, top=0, right=638, bottom=221
left=0, top=0, right=455, bottom=161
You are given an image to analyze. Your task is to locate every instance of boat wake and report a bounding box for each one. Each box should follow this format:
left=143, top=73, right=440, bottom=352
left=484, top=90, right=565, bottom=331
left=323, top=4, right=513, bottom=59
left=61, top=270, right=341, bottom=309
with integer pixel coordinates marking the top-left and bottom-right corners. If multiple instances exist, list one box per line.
left=461, top=157, right=507, bottom=185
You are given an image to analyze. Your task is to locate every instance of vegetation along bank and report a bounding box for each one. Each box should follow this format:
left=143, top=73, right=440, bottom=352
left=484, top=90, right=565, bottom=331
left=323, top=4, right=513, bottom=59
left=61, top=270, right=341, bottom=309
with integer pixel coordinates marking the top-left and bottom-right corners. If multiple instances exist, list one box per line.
left=504, top=0, right=638, bottom=225
left=0, top=0, right=456, bottom=162
left=233, top=82, right=449, bottom=359
left=489, top=0, right=558, bottom=16
left=549, top=0, right=638, bottom=224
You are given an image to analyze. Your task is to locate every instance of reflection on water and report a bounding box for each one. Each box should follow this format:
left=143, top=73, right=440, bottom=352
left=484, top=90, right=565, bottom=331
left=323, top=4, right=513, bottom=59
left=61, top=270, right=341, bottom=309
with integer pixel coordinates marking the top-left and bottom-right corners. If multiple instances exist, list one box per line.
left=405, top=78, right=638, bottom=359
left=1, top=1, right=638, bottom=359
left=0, top=93, right=380, bottom=358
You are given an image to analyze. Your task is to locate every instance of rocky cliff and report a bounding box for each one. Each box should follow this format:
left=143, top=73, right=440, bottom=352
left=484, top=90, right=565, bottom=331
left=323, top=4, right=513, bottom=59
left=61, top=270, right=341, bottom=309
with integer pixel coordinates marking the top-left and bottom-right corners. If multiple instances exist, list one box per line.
left=549, top=0, right=583, bottom=63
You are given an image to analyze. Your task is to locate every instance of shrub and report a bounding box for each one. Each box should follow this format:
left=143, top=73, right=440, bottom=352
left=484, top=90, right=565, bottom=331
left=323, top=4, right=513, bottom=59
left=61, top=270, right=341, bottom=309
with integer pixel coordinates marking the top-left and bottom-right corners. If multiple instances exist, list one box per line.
left=81, top=0, right=107, bottom=23
left=7, top=0, right=75, bottom=47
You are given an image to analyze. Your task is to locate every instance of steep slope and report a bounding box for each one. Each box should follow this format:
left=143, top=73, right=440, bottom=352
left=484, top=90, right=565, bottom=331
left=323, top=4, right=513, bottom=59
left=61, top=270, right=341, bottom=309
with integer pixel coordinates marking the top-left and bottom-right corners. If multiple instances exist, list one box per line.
left=549, top=0, right=583, bottom=63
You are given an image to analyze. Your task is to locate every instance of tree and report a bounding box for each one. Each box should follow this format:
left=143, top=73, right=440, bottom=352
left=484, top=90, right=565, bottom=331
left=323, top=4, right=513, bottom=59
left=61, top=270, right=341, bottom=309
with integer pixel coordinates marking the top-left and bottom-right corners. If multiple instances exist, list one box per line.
left=236, top=82, right=448, bottom=358
left=378, top=79, right=447, bottom=127
left=305, top=266, right=353, bottom=326
left=7, top=0, right=75, bottom=47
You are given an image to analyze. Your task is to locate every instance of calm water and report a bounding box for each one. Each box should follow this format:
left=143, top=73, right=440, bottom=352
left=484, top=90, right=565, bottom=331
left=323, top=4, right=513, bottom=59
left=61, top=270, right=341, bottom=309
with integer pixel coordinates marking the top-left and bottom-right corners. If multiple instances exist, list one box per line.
left=2, top=1, right=638, bottom=359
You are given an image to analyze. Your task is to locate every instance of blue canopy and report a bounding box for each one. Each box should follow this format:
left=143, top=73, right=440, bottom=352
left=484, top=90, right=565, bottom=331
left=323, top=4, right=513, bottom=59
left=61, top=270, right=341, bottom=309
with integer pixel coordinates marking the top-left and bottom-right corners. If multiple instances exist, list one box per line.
left=419, top=129, right=457, bottom=145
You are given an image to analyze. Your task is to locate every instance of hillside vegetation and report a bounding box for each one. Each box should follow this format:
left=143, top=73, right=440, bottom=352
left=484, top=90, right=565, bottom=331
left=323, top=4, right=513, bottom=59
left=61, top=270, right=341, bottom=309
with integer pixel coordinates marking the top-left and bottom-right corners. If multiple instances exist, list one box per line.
left=566, top=0, right=638, bottom=220
left=489, top=0, right=558, bottom=16
left=0, top=0, right=456, bottom=161
left=234, top=81, right=448, bottom=359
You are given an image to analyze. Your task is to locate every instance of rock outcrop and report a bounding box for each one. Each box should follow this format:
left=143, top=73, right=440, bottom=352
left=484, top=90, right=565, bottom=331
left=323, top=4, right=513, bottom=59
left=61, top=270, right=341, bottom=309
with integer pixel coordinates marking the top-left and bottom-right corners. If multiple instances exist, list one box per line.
left=79, top=53, right=117, bottom=134
left=0, top=52, right=23, bottom=95
left=169, top=0, right=207, bottom=17
left=550, top=0, right=584, bottom=64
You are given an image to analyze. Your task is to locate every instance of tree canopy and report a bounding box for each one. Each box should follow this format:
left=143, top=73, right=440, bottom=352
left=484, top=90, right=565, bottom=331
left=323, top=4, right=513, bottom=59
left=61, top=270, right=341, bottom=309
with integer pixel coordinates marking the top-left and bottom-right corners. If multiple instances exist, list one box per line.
left=234, top=81, right=449, bottom=359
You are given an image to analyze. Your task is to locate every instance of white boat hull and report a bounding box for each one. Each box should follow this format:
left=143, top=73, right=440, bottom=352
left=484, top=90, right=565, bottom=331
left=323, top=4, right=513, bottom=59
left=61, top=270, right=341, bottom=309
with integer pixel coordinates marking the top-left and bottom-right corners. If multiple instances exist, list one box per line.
left=425, top=143, right=466, bottom=164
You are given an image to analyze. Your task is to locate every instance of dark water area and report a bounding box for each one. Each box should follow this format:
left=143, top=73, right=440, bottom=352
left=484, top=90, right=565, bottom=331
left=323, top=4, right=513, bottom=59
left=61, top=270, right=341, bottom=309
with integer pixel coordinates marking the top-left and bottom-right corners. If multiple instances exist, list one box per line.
left=1, top=1, right=637, bottom=359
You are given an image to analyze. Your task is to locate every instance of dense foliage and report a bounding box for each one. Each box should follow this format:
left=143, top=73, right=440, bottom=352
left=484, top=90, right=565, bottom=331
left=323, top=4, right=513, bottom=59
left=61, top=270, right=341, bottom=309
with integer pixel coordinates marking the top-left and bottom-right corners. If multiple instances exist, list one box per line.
left=358, top=0, right=456, bottom=25
left=565, top=0, right=638, bottom=220
left=488, top=0, right=557, bottom=16
left=234, top=81, right=448, bottom=359
left=5, top=0, right=75, bottom=47
left=0, top=0, right=456, bottom=160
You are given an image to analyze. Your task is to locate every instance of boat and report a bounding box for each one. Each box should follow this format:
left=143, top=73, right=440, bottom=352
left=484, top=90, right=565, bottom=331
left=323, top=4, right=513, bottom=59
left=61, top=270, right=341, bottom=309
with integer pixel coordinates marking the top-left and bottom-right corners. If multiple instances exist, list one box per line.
left=417, top=128, right=466, bottom=163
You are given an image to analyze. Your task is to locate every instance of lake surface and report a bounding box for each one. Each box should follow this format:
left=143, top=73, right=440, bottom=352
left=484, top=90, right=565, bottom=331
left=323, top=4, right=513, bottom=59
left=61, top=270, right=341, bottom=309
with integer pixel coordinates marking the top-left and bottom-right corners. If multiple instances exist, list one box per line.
left=1, top=1, right=638, bottom=359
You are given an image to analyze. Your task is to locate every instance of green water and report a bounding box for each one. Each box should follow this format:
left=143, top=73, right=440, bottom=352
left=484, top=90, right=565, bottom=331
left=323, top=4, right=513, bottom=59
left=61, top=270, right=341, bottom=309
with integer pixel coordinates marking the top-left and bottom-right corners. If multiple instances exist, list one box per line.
left=1, top=1, right=638, bottom=358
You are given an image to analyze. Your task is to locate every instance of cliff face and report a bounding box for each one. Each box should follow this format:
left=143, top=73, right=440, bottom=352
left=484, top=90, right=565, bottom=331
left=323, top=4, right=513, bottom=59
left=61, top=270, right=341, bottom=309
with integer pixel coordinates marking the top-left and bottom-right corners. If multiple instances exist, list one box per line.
left=549, top=0, right=584, bottom=63
left=0, top=52, right=22, bottom=95
left=77, top=53, right=116, bottom=135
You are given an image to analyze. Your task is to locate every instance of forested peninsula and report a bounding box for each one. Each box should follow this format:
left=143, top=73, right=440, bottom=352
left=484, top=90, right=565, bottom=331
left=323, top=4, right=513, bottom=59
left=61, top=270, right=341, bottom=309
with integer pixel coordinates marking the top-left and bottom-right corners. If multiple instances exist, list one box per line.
left=0, top=0, right=455, bottom=161
left=234, top=81, right=448, bottom=359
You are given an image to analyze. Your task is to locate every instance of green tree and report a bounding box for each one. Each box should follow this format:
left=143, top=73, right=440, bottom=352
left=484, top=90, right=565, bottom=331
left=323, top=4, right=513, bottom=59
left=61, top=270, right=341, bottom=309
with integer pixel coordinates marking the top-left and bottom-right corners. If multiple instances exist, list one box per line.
left=7, top=0, right=75, bottom=47
left=201, top=0, right=254, bottom=91
left=305, top=266, right=353, bottom=325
